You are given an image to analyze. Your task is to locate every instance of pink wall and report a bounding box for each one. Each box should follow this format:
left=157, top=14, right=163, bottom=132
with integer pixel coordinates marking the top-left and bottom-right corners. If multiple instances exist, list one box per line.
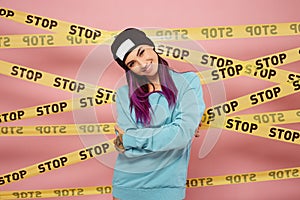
left=0, top=0, right=300, bottom=199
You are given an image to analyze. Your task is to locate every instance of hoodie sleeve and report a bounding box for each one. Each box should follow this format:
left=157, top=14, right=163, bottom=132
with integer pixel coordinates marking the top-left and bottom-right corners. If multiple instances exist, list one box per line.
left=117, top=73, right=205, bottom=155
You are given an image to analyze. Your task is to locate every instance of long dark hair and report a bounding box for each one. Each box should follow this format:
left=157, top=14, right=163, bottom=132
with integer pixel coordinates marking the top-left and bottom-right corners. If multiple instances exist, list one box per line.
left=126, top=55, right=178, bottom=127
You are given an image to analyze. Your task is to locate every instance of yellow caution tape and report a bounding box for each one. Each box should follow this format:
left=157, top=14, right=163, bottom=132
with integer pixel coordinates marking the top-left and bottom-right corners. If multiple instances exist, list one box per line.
left=1, top=7, right=300, bottom=43
left=144, top=23, right=300, bottom=40
left=157, top=43, right=300, bottom=85
left=0, top=139, right=115, bottom=186
left=233, top=109, right=300, bottom=125
left=0, top=34, right=111, bottom=48
left=207, top=116, right=300, bottom=145
left=0, top=185, right=112, bottom=199
left=0, top=167, right=299, bottom=198
left=186, top=167, right=300, bottom=188
left=0, top=123, right=115, bottom=136
left=0, top=7, right=112, bottom=40
left=0, top=97, right=113, bottom=123
left=1, top=109, right=298, bottom=136
left=0, top=60, right=116, bottom=97
left=202, top=83, right=298, bottom=125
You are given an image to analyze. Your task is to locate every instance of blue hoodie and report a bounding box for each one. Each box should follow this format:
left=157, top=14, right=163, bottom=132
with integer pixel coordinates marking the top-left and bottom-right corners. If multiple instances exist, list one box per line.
left=112, top=70, right=205, bottom=200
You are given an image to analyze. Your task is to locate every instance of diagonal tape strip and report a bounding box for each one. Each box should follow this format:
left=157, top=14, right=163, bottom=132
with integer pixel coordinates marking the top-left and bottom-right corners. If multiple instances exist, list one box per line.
left=0, top=139, right=115, bottom=186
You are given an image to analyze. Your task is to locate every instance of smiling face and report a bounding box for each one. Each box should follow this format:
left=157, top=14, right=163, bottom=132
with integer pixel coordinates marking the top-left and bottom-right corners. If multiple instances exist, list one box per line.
left=124, top=45, right=159, bottom=83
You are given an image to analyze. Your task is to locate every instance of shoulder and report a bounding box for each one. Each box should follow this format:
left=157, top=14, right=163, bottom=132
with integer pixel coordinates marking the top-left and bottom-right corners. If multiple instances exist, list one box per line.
left=116, top=85, right=129, bottom=104
left=170, top=70, right=201, bottom=88
left=117, top=85, right=129, bottom=95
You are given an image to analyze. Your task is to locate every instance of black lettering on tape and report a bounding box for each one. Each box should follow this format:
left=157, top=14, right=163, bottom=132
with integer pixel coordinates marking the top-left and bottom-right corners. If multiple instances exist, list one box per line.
left=0, top=126, right=23, bottom=134
left=186, top=178, right=214, bottom=187
left=0, top=8, right=14, bottom=18
left=12, top=191, right=42, bottom=199
left=96, top=88, right=116, bottom=103
left=206, top=100, right=239, bottom=124
left=54, top=188, right=84, bottom=197
left=66, top=35, right=98, bottom=45
left=245, top=25, right=277, bottom=36
left=287, top=73, right=300, bottom=91
left=253, top=112, right=285, bottom=124
left=79, top=124, right=110, bottom=133
left=96, top=186, right=112, bottom=194
left=22, top=35, right=54, bottom=46
left=53, top=77, right=86, bottom=93
left=211, top=65, right=243, bottom=80
left=11, top=65, right=43, bottom=81
left=35, top=125, right=67, bottom=134
left=0, top=110, right=25, bottom=123
left=225, top=174, right=256, bottom=184
left=36, top=102, right=68, bottom=116
left=290, top=24, right=300, bottom=33
left=0, top=170, right=27, bottom=185
left=255, top=53, right=287, bottom=69
left=79, top=96, right=106, bottom=108
left=69, top=25, right=101, bottom=40
left=268, top=169, right=299, bottom=179
left=293, top=80, right=300, bottom=91
left=38, top=156, right=68, bottom=173
left=79, top=143, right=110, bottom=160
left=25, top=15, right=58, bottom=30
left=155, top=29, right=188, bottom=40
left=269, top=127, right=300, bottom=142
left=201, top=27, right=233, bottom=39
left=226, top=119, right=258, bottom=134
left=156, top=44, right=190, bottom=60
left=0, top=36, right=11, bottom=47
left=200, top=55, right=233, bottom=68
left=250, top=86, right=281, bottom=105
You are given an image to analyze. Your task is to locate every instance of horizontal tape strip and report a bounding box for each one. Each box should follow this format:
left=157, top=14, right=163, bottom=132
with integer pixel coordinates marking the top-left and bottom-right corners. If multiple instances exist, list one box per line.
left=1, top=7, right=300, bottom=41
left=0, top=34, right=111, bottom=48
left=145, top=23, right=300, bottom=40
left=233, top=109, right=300, bottom=125
left=0, top=167, right=299, bottom=198
left=0, top=123, right=116, bottom=136
left=0, top=185, right=112, bottom=199
left=0, top=7, right=112, bottom=40
left=187, top=166, right=300, bottom=188
left=1, top=108, right=299, bottom=136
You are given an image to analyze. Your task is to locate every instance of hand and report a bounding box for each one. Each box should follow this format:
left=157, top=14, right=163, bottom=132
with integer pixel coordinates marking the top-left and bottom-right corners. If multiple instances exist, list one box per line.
left=114, top=125, right=125, bottom=153
left=194, top=123, right=202, bottom=138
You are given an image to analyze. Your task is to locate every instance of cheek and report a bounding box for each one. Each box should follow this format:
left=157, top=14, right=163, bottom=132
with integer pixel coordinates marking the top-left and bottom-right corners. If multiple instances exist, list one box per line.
left=130, top=67, right=141, bottom=75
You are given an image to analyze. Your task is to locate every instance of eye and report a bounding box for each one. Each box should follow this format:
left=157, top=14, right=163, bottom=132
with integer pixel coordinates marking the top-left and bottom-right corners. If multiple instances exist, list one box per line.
left=127, top=61, right=135, bottom=68
left=139, top=49, right=145, bottom=56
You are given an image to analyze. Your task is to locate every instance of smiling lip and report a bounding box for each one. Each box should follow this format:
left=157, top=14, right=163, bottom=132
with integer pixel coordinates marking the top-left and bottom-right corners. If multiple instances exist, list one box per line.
left=143, top=63, right=152, bottom=73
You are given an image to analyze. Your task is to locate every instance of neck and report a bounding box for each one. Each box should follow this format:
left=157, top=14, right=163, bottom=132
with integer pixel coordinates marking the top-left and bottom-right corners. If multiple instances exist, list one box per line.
left=146, top=73, right=160, bottom=84
left=147, top=75, right=161, bottom=92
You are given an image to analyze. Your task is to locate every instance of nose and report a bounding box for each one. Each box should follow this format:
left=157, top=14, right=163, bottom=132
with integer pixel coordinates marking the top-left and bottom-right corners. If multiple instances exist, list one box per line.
left=136, top=58, right=148, bottom=69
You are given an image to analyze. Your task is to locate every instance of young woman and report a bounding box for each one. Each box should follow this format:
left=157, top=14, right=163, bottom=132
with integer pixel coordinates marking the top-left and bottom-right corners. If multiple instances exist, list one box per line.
left=111, top=28, right=205, bottom=200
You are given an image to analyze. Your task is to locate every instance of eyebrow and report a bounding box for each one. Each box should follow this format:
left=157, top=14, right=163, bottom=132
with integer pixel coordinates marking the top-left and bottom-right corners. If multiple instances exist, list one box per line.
left=125, top=47, right=143, bottom=66
left=136, top=47, right=143, bottom=56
